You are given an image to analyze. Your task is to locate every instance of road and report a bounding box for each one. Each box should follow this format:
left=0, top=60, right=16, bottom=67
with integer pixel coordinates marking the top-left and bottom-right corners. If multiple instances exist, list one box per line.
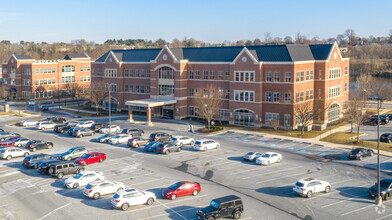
left=0, top=112, right=392, bottom=220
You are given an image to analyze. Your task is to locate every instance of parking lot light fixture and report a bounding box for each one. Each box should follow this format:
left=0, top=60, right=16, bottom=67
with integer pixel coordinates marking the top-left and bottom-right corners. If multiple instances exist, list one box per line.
left=376, top=98, right=382, bottom=206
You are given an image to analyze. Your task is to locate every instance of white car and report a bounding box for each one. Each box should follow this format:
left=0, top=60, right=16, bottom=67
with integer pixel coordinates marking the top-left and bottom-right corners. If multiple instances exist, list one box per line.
left=28, top=99, right=35, bottom=106
left=64, top=171, right=105, bottom=189
left=108, top=134, right=132, bottom=145
left=36, top=121, right=56, bottom=130
left=0, top=147, right=30, bottom=160
left=171, top=136, right=195, bottom=146
left=20, top=120, right=39, bottom=127
left=111, top=189, right=156, bottom=211
left=76, top=121, right=95, bottom=128
left=256, top=152, right=282, bottom=165
left=293, top=178, right=331, bottom=198
left=84, top=180, right=125, bottom=200
left=193, top=139, right=220, bottom=151
left=243, top=152, right=262, bottom=161
left=99, top=125, right=121, bottom=134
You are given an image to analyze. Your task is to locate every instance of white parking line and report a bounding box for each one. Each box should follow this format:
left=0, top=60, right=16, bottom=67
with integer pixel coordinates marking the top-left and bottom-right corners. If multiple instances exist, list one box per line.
left=341, top=199, right=392, bottom=217
left=131, top=178, right=165, bottom=186
left=241, top=166, right=303, bottom=179
left=255, top=172, right=307, bottom=184
left=37, top=202, right=71, bottom=220
left=304, top=183, right=370, bottom=201
left=321, top=193, right=369, bottom=208
left=155, top=200, right=187, bottom=220
left=0, top=171, right=20, bottom=178
left=377, top=213, right=392, bottom=220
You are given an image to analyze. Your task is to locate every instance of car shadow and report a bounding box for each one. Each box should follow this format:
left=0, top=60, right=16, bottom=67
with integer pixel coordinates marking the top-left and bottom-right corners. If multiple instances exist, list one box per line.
left=227, top=156, right=258, bottom=165
left=81, top=197, right=113, bottom=210
left=165, top=205, right=200, bottom=219
left=50, top=179, right=66, bottom=188
left=364, top=162, right=392, bottom=171
left=56, top=188, right=86, bottom=199
left=256, top=186, right=298, bottom=198
left=146, top=187, right=164, bottom=200
left=325, top=153, right=351, bottom=161
left=131, top=147, right=159, bottom=155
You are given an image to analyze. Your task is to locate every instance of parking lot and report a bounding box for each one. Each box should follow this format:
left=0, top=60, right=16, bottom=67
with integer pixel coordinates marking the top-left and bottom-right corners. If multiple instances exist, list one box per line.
left=1, top=113, right=392, bottom=220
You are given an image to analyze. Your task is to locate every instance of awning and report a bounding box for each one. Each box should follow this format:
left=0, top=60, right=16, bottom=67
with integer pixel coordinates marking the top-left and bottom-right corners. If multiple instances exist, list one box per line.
left=125, top=97, right=177, bottom=108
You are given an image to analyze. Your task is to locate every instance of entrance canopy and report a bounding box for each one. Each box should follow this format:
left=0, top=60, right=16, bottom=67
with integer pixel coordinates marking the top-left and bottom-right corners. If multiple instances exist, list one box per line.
left=125, top=97, right=176, bottom=108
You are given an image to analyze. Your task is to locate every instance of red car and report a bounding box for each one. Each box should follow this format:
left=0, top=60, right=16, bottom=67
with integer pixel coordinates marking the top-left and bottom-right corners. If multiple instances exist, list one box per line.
left=0, top=141, right=14, bottom=148
left=162, top=181, right=201, bottom=200
left=75, top=152, right=106, bottom=166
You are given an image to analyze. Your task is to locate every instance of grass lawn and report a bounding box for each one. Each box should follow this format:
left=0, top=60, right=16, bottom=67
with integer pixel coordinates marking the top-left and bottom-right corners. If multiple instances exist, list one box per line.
left=321, top=132, right=392, bottom=152
left=54, top=108, right=101, bottom=117
left=0, top=111, right=28, bottom=117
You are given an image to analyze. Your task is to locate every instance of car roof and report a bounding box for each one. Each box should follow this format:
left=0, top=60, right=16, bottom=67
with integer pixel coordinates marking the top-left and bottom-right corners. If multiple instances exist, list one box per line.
left=196, top=139, right=213, bottom=142
left=212, top=195, right=241, bottom=203
left=381, top=178, right=392, bottom=183
left=89, top=180, right=108, bottom=185
left=382, top=133, right=392, bottom=135
left=264, top=152, right=278, bottom=154
left=117, top=189, right=138, bottom=195
left=51, top=161, right=75, bottom=165
left=88, top=152, right=102, bottom=154
left=80, top=171, right=98, bottom=175
left=297, top=178, right=318, bottom=183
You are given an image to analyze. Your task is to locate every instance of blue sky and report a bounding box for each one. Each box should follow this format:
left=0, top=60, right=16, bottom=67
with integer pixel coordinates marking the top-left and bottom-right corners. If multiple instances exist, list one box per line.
left=0, top=0, right=390, bottom=43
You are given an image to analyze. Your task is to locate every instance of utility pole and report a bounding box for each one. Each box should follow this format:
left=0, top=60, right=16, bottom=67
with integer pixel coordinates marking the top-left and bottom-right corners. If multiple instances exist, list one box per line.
left=109, top=85, right=111, bottom=134
left=376, top=98, right=382, bottom=206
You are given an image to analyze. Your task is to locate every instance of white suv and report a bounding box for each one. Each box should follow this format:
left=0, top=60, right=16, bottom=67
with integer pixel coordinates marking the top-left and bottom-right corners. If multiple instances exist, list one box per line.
left=99, top=125, right=121, bottom=134
left=293, top=178, right=331, bottom=198
left=0, top=147, right=30, bottom=160
left=193, top=139, right=220, bottom=151
left=64, top=171, right=105, bottom=189
left=111, top=189, right=156, bottom=211
left=108, top=134, right=132, bottom=145
left=171, top=136, right=195, bottom=146
left=84, top=180, right=125, bottom=199
left=36, top=121, right=56, bottom=130
left=76, top=121, right=95, bottom=128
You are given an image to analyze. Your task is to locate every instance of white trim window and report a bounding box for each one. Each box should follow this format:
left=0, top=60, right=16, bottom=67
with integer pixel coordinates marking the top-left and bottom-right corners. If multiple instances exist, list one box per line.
left=273, top=92, right=280, bottom=103
left=105, top=69, right=117, bottom=77
left=189, top=88, right=194, bottom=96
left=266, top=72, right=272, bottom=82
left=344, top=83, right=348, bottom=91
left=285, top=72, right=292, bottom=82
left=329, top=68, right=341, bottom=79
left=189, top=71, right=194, bottom=79
left=310, top=70, right=314, bottom=80
left=274, top=72, right=280, bottom=82
left=284, top=93, right=291, bottom=103
left=284, top=114, right=291, bottom=126
left=265, top=92, right=272, bottom=102
left=328, top=86, right=341, bottom=98
left=266, top=113, right=279, bottom=123
left=306, top=71, right=310, bottom=80
left=218, top=71, right=223, bottom=80
left=234, top=90, right=255, bottom=102
left=296, top=72, right=300, bottom=82
left=235, top=71, right=255, bottom=82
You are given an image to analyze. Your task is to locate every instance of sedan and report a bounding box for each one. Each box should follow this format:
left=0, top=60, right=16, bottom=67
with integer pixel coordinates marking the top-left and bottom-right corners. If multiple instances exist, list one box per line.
left=39, top=105, right=49, bottom=111
left=97, top=133, right=117, bottom=143
left=12, top=138, right=32, bottom=147
left=108, top=134, right=132, bottom=145
left=99, top=125, right=121, bottom=134
left=368, top=178, right=392, bottom=200
left=256, top=152, right=282, bottom=165
left=25, top=140, right=54, bottom=152
left=64, top=171, right=105, bottom=189
left=347, top=148, right=374, bottom=160
left=162, top=181, right=201, bottom=200
left=171, top=136, right=195, bottom=146
left=144, top=142, right=163, bottom=152
left=156, top=143, right=181, bottom=154
left=84, top=180, right=125, bottom=200
left=380, top=133, right=392, bottom=143
left=20, top=120, right=39, bottom=127
left=127, top=137, right=149, bottom=148
left=111, top=189, right=156, bottom=211
left=75, top=152, right=106, bottom=166
left=75, top=121, right=95, bottom=128
left=243, top=152, right=262, bottom=162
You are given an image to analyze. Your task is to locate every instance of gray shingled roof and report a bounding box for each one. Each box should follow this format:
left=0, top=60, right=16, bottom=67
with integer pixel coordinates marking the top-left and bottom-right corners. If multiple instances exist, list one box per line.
left=63, top=54, right=89, bottom=60
left=14, top=55, right=33, bottom=60
left=286, top=45, right=314, bottom=61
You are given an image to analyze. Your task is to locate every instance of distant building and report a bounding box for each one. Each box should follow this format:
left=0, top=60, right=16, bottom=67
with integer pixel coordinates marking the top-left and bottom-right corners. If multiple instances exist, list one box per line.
left=1, top=53, right=91, bottom=99
left=91, top=42, right=349, bottom=128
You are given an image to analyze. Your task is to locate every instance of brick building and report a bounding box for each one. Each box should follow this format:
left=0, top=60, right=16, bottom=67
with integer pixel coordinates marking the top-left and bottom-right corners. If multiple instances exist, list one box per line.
left=91, top=42, right=349, bottom=128
left=2, top=54, right=91, bottom=99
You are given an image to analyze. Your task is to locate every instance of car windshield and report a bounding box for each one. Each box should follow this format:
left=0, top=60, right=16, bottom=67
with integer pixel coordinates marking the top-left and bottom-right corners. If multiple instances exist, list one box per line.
left=101, top=134, right=109, bottom=138
left=65, top=149, right=74, bottom=154
left=261, top=154, right=271, bottom=158
left=295, top=182, right=304, bottom=187
left=195, top=141, right=201, bottom=145
left=169, top=182, right=183, bottom=190
left=85, top=183, right=95, bottom=189
left=172, top=138, right=178, bottom=141
left=247, top=152, right=255, bottom=155
left=81, top=154, right=90, bottom=159
left=0, top=150, right=4, bottom=153
left=73, top=173, right=83, bottom=179
left=105, top=126, right=110, bottom=128
left=210, top=200, right=220, bottom=209
left=114, top=135, right=121, bottom=139
left=149, top=134, right=156, bottom=138
left=380, top=181, right=391, bottom=188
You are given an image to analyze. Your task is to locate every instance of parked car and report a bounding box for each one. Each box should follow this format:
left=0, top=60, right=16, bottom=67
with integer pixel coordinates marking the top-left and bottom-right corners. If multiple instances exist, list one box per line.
left=20, top=120, right=38, bottom=127
left=48, top=161, right=85, bottom=179
left=75, top=152, right=106, bottom=166
left=347, top=148, right=374, bottom=160
left=0, top=128, right=4, bottom=133
left=144, top=142, right=163, bottom=152
left=121, top=128, right=144, bottom=137
left=39, top=105, right=49, bottom=111
left=196, top=195, right=243, bottom=220
left=12, top=138, right=31, bottom=147
left=100, top=125, right=121, bottom=134
left=91, top=123, right=107, bottom=132
left=0, top=132, right=20, bottom=141
left=0, top=147, right=30, bottom=160
left=59, top=146, right=88, bottom=161
left=171, top=136, right=195, bottom=146
left=23, top=154, right=57, bottom=169
left=111, top=189, right=156, bottom=211
left=243, top=152, right=262, bottom=162
left=371, top=115, right=389, bottom=124
left=73, top=128, right=95, bottom=138
left=1, top=136, right=21, bottom=142
left=38, top=159, right=61, bottom=174
left=43, top=116, right=66, bottom=124
left=363, top=117, right=379, bottom=126
left=84, top=180, right=125, bottom=200
left=293, top=178, right=331, bottom=198
left=127, top=137, right=149, bottom=148
left=162, top=181, right=201, bottom=200
left=67, top=127, right=76, bottom=136
left=149, top=132, right=172, bottom=143
left=256, top=152, right=282, bottom=165
left=54, top=125, right=73, bottom=134
left=0, top=140, right=14, bottom=148
left=28, top=99, right=35, bottom=106
left=36, top=121, right=56, bottom=130
left=76, top=121, right=95, bottom=128
left=97, top=133, right=117, bottom=143
left=368, top=178, right=392, bottom=200
left=64, top=171, right=104, bottom=188
left=193, top=139, right=220, bottom=151
left=380, top=133, right=392, bottom=143
left=108, top=134, right=132, bottom=145
left=25, top=140, right=53, bottom=152
left=385, top=114, right=392, bottom=121
left=156, top=143, right=181, bottom=154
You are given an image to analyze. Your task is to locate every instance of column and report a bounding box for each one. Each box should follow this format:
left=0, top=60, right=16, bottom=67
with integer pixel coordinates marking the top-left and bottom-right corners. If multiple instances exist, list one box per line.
left=146, top=107, right=152, bottom=126
left=128, top=106, right=133, bottom=122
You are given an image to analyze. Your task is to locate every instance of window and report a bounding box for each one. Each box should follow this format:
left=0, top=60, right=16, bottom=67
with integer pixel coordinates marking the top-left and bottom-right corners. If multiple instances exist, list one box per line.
left=343, top=100, right=347, bottom=110
left=328, top=103, right=340, bottom=122
left=140, top=86, right=144, bottom=93
left=329, top=68, right=341, bottom=79
left=203, top=71, right=208, bottom=80
left=146, top=70, right=150, bottom=77
left=344, top=83, right=348, bottom=91
left=158, top=85, right=174, bottom=96
left=234, top=109, right=255, bottom=126
left=129, top=69, right=133, bottom=77
left=40, top=69, right=43, bottom=74
left=135, top=85, right=140, bottom=93
left=129, top=85, right=133, bottom=92
left=274, top=72, right=280, bottom=82
left=218, top=71, right=223, bottom=80
left=124, top=85, right=128, bottom=92
left=189, top=71, right=194, bottom=79
left=265, top=113, right=279, bottom=123
left=318, top=89, right=321, bottom=99
left=265, top=92, right=272, bottom=102
left=218, top=109, right=229, bottom=121
left=345, top=67, right=348, bottom=75
left=124, top=69, right=129, bottom=77
left=189, top=88, right=194, bottom=96
left=306, top=91, right=309, bottom=100
left=48, top=68, right=51, bottom=73
left=140, top=69, right=144, bottom=77
left=273, top=92, right=280, bottom=103
left=301, top=72, right=304, bottom=81
left=195, top=71, right=200, bottom=79
left=328, top=86, right=341, bottom=98
left=135, top=69, right=139, bottom=77
left=266, top=72, right=272, bottom=82
left=296, top=72, right=300, bottom=82
left=189, top=106, right=198, bottom=116
left=306, top=71, right=309, bottom=80
left=80, top=67, right=83, bottom=72
left=285, top=72, right=291, bottom=82
left=225, top=89, right=230, bottom=99
left=62, top=65, right=75, bottom=73
left=234, top=90, right=255, bottom=102
left=52, top=68, right=55, bottom=73
left=310, top=70, right=314, bottom=80
left=234, top=71, right=255, bottom=82
left=300, top=92, right=304, bottom=102
left=296, top=92, right=299, bottom=102
left=35, top=69, right=38, bottom=74
left=105, top=69, right=117, bottom=77
left=158, top=67, right=174, bottom=79
left=146, top=86, right=150, bottom=93
left=210, top=71, right=214, bottom=80
left=310, top=90, right=313, bottom=99
left=284, top=114, right=291, bottom=126
left=225, top=71, right=230, bottom=80
left=284, top=93, right=291, bottom=103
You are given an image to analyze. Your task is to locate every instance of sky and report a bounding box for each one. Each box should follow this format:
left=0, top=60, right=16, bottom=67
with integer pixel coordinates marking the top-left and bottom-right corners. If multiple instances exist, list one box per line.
left=0, top=0, right=391, bottom=44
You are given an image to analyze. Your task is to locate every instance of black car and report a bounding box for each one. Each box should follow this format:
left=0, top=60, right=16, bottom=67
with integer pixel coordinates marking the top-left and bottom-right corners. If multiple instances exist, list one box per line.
left=156, top=143, right=182, bottom=154
left=380, top=133, right=392, bottom=143
left=73, top=128, right=95, bottom=138
left=149, top=132, right=172, bottom=143
left=23, top=154, right=57, bottom=169
left=91, top=123, right=107, bottom=132
left=363, top=118, right=379, bottom=126
left=122, top=128, right=144, bottom=136
left=25, top=140, right=54, bottom=152
left=368, top=178, right=392, bottom=200
left=48, top=161, right=85, bottom=179
left=43, top=116, right=66, bottom=124
left=196, top=195, right=243, bottom=220
left=54, top=125, right=74, bottom=133
left=39, top=105, right=49, bottom=111
left=348, top=148, right=374, bottom=160
left=38, top=159, right=61, bottom=174
left=369, top=115, right=388, bottom=125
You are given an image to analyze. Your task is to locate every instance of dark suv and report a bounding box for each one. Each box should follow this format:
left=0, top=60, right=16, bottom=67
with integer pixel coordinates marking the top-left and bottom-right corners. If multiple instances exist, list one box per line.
left=23, top=154, right=57, bottom=169
left=368, top=178, right=392, bottom=200
left=48, top=161, right=85, bottom=179
left=149, top=132, right=172, bottom=143
left=25, top=140, right=54, bottom=152
left=380, top=133, right=392, bottom=143
left=348, top=148, right=374, bottom=160
left=38, top=159, right=61, bottom=174
left=43, top=116, right=66, bottom=124
left=91, top=123, right=107, bottom=132
left=196, top=195, right=244, bottom=220
left=73, top=128, right=95, bottom=138
left=122, top=128, right=144, bottom=136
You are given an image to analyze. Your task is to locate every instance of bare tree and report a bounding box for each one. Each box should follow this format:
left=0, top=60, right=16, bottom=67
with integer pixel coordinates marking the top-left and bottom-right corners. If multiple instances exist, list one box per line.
left=344, top=29, right=357, bottom=45
left=294, top=100, right=331, bottom=135
left=193, top=85, right=224, bottom=131
left=32, top=85, right=46, bottom=113
left=270, top=119, right=279, bottom=131
left=355, top=74, right=374, bottom=103
left=371, top=79, right=392, bottom=108
left=347, top=91, right=366, bottom=142
left=63, top=82, right=89, bottom=111
left=264, top=32, right=272, bottom=43
left=284, top=36, right=293, bottom=44
left=89, top=81, right=108, bottom=115
left=0, top=85, right=9, bottom=99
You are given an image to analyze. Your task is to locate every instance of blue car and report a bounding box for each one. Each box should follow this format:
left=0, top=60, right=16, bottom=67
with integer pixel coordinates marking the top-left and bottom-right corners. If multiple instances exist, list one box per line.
left=144, top=142, right=163, bottom=152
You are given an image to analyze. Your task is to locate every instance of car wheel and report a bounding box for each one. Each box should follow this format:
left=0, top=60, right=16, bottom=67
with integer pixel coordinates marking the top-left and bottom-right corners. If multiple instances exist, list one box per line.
left=203, top=148, right=207, bottom=152
left=34, top=164, right=38, bottom=169
left=370, top=152, right=374, bottom=156
left=48, top=168, right=54, bottom=174
left=93, top=193, right=100, bottom=200
left=141, top=132, right=144, bottom=136
left=277, top=158, right=282, bottom=163
left=79, top=134, right=83, bottom=138
left=179, top=143, right=183, bottom=147
left=83, top=161, right=88, bottom=166
left=24, top=152, right=29, bottom=157
left=190, top=141, right=194, bottom=145
left=233, top=210, right=241, bottom=219
left=73, top=183, right=79, bottom=189
left=0, top=138, right=4, bottom=141
left=207, top=217, right=215, bottom=220
left=135, top=144, right=139, bottom=148
left=165, top=150, right=169, bottom=155
left=66, top=157, right=71, bottom=161
left=306, top=191, right=312, bottom=198
left=121, top=203, right=129, bottom=211
left=42, top=127, right=45, bottom=130
left=171, top=194, right=177, bottom=200
left=57, top=172, right=64, bottom=179
left=92, top=132, right=95, bottom=136
left=324, top=186, right=331, bottom=193
left=32, top=147, right=37, bottom=152
left=79, top=168, right=85, bottom=173
left=17, top=144, right=21, bottom=147
left=359, top=156, right=363, bottom=161
left=266, top=161, right=270, bottom=166
left=47, top=144, right=53, bottom=149
left=216, top=144, right=220, bottom=149
left=105, top=131, right=108, bottom=134
left=177, top=147, right=182, bottom=152
left=117, top=188, right=123, bottom=192
left=192, top=190, right=199, bottom=196
left=147, top=198, right=154, bottom=205
left=153, top=148, right=157, bottom=153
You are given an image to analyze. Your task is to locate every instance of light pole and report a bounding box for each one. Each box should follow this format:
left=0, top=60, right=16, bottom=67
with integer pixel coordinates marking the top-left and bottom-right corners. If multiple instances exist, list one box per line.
left=376, top=98, right=382, bottom=206
left=108, top=84, right=112, bottom=134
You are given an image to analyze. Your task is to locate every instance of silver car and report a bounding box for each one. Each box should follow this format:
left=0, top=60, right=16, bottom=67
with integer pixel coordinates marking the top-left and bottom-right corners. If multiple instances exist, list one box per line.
left=12, top=138, right=32, bottom=147
left=20, top=120, right=39, bottom=127
left=0, top=147, right=30, bottom=160
left=243, top=152, right=262, bottom=162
